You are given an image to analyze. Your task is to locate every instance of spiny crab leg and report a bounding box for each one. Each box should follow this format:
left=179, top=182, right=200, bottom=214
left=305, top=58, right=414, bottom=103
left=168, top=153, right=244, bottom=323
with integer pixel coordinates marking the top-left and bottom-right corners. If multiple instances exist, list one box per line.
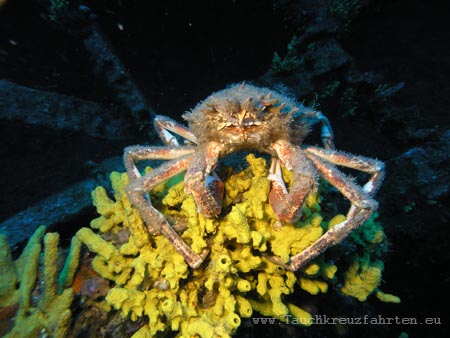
left=283, top=148, right=384, bottom=271
left=299, top=110, right=335, bottom=150
left=268, top=156, right=315, bottom=223
left=305, top=147, right=385, bottom=196
left=124, top=122, right=222, bottom=269
left=124, top=145, right=196, bottom=180
left=306, top=146, right=385, bottom=220
left=153, top=115, right=198, bottom=146
left=126, top=154, right=208, bottom=269
left=268, top=140, right=317, bottom=223
left=184, top=142, right=225, bottom=217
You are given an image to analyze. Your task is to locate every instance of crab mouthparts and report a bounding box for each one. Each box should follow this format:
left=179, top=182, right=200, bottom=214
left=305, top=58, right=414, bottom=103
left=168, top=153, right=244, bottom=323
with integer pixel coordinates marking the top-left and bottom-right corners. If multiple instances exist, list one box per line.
left=220, top=109, right=262, bottom=130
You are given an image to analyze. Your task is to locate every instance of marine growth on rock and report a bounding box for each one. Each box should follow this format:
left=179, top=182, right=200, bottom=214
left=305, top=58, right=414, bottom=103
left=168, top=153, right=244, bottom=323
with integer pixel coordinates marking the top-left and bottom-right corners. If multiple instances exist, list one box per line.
left=74, top=154, right=398, bottom=338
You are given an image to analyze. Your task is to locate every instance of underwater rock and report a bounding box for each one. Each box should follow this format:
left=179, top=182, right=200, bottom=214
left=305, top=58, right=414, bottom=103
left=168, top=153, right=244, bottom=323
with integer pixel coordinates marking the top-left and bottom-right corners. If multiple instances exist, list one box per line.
left=0, top=178, right=98, bottom=250
left=0, top=79, right=131, bottom=139
left=38, top=2, right=157, bottom=130
left=385, top=129, right=450, bottom=202
left=81, top=277, right=110, bottom=300
left=0, top=156, right=124, bottom=249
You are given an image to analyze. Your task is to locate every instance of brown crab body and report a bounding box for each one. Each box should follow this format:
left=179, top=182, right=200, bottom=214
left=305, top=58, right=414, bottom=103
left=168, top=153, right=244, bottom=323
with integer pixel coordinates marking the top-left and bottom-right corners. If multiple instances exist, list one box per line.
left=183, top=84, right=309, bottom=157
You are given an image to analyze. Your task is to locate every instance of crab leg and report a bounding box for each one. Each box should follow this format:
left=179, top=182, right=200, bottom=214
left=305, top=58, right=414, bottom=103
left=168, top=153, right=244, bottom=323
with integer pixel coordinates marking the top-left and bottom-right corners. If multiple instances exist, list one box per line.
left=126, top=154, right=208, bottom=269
left=184, top=141, right=225, bottom=217
left=268, top=140, right=317, bottom=223
left=123, top=146, right=195, bottom=234
left=305, top=146, right=385, bottom=224
left=153, top=115, right=198, bottom=146
left=285, top=150, right=383, bottom=271
left=305, top=147, right=385, bottom=196
left=268, top=157, right=316, bottom=223
left=298, top=110, right=335, bottom=149
left=124, top=145, right=195, bottom=180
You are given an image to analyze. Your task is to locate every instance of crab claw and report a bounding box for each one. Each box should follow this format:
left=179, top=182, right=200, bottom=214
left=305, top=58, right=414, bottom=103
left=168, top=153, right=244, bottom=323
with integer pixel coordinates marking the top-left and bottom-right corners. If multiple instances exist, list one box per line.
left=185, top=171, right=224, bottom=217
left=268, top=153, right=315, bottom=224
left=268, top=159, right=300, bottom=223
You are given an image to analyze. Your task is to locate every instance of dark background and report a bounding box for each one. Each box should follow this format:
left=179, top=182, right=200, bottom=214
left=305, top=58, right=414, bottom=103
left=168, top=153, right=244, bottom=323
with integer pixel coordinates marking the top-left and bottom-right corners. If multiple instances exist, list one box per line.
left=1, top=0, right=449, bottom=337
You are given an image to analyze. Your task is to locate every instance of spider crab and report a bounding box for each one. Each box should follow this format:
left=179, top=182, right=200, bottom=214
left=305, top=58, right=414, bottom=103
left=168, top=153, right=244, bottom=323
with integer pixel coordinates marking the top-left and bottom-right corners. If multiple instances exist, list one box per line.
left=124, top=84, right=384, bottom=271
